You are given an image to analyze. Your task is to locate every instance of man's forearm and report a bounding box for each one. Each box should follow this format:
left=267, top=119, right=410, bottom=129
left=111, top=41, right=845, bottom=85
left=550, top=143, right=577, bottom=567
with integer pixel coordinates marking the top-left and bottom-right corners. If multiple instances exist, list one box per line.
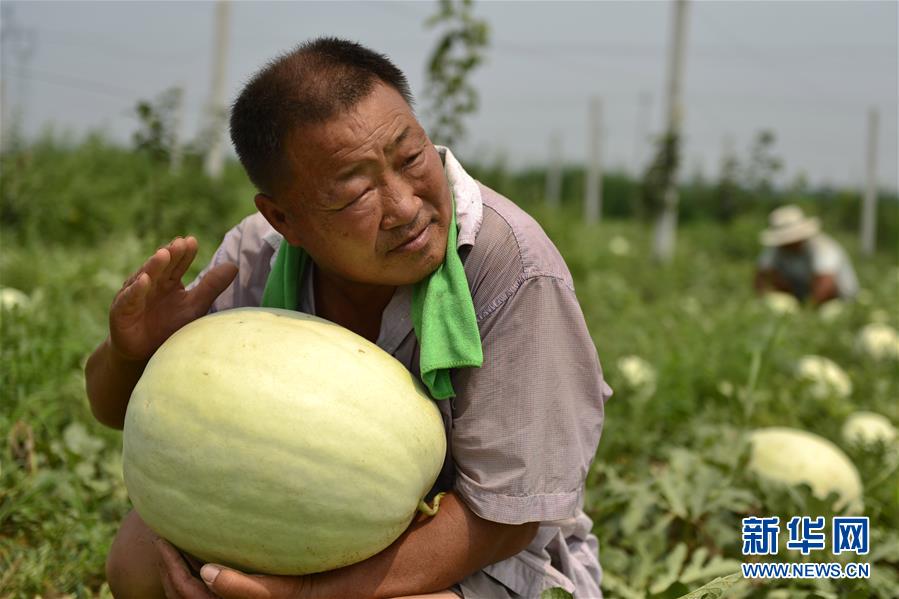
left=755, top=269, right=792, bottom=295
left=306, top=491, right=538, bottom=599
left=84, top=338, right=147, bottom=429
left=753, top=270, right=771, bottom=294
left=810, top=275, right=839, bottom=306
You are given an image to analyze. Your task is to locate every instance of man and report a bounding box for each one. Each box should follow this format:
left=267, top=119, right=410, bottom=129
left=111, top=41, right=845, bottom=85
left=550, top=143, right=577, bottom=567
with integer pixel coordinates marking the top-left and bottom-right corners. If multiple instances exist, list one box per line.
left=754, top=204, right=858, bottom=305
left=87, top=38, right=609, bottom=599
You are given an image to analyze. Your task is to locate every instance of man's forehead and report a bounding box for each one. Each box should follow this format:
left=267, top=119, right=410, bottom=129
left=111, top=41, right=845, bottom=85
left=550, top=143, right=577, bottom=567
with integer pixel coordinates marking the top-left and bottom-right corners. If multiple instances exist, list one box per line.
left=331, top=125, right=417, bottom=180
left=285, top=84, right=424, bottom=181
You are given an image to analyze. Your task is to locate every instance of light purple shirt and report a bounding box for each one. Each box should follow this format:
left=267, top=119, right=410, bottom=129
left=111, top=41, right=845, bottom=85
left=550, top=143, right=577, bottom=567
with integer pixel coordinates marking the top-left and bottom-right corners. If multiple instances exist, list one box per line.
left=191, top=148, right=611, bottom=598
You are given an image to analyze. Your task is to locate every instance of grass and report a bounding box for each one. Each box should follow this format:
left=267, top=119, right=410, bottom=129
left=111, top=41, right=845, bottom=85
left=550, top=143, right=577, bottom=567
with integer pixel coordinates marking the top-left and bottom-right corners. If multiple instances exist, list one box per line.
left=1, top=139, right=897, bottom=597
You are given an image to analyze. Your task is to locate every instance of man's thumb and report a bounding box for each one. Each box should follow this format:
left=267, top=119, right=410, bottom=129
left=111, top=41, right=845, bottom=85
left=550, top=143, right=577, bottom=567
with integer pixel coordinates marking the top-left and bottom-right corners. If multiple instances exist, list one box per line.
left=191, top=262, right=238, bottom=309
left=200, top=563, right=222, bottom=585
left=200, top=562, right=298, bottom=599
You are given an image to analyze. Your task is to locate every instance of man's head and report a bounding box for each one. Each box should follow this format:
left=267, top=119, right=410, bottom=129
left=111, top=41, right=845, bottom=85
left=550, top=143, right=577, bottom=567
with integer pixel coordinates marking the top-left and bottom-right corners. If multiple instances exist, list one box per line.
left=230, top=38, right=414, bottom=197
left=759, top=204, right=820, bottom=252
left=230, top=38, right=451, bottom=288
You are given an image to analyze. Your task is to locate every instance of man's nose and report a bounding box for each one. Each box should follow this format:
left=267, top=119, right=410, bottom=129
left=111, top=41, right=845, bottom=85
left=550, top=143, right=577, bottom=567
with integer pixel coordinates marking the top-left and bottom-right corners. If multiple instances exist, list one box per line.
left=380, top=171, right=420, bottom=229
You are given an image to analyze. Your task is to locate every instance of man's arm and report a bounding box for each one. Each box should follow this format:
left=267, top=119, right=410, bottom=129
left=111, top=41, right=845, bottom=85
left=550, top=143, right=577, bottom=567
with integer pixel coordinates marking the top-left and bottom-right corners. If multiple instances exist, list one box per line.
left=753, top=268, right=770, bottom=294
left=307, top=492, right=538, bottom=598
left=754, top=268, right=792, bottom=295
left=160, top=491, right=538, bottom=599
left=85, top=338, right=149, bottom=429
left=810, top=274, right=839, bottom=306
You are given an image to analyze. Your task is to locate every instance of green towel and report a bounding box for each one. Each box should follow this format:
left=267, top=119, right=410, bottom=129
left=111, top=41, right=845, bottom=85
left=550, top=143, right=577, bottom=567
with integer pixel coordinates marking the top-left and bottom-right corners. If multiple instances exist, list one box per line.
left=261, top=194, right=482, bottom=400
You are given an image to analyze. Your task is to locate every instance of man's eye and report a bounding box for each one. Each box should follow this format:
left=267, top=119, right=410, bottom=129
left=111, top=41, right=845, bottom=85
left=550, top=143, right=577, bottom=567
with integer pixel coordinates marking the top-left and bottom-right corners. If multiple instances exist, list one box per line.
left=337, top=190, right=369, bottom=210
left=403, top=152, right=422, bottom=169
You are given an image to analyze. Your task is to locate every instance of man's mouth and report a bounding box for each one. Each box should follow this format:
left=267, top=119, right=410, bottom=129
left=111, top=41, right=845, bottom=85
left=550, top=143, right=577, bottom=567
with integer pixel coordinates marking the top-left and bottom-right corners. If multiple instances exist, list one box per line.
left=391, top=222, right=432, bottom=253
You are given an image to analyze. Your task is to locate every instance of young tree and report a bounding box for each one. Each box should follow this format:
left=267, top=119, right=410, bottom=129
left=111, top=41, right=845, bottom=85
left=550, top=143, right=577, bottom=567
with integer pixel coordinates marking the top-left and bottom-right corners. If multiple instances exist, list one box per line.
left=423, top=0, right=489, bottom=148
left=132, top=87, right=184, bottom=165
left=743, top=129, right=783, bottom=200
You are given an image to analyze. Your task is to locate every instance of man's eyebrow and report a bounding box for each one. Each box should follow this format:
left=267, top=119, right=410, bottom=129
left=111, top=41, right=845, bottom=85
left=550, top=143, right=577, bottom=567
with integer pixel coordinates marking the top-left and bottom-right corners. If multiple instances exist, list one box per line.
left=393, top=126, right=411, bottom=148
left=335, top=126, right=415, bottom=182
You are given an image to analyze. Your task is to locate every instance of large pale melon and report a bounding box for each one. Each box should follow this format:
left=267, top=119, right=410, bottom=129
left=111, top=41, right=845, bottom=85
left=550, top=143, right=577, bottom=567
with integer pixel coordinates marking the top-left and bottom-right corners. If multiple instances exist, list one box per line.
left=748, top=427, right=863, bottom=513
left=123, top=308, right=447, bottom=575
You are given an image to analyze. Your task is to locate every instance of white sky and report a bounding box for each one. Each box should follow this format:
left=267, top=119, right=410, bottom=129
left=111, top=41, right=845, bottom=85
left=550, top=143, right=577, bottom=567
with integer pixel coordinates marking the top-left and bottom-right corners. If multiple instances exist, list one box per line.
left=3, top=0, right=897, bottom=191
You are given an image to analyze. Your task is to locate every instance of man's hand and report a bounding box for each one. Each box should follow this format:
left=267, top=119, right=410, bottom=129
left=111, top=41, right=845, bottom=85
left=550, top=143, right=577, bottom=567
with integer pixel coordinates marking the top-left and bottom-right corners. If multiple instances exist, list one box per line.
left=152, top=492, right=537, bottom=599
left=110, top=236, right=238, bottom=361
left=86, top=236, right=238, bottom=429
left=156, top=539, right=309, bottom=599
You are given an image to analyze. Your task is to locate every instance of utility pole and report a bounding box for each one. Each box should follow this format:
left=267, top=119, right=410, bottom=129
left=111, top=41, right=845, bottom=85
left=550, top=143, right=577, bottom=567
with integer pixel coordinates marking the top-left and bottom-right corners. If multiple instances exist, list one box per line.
left=169, top=85, right=186, bottom=173
left=0, top=4, right=8, bottom=149
left=584, top=97, right=602, bottom=225
left=0, top=5, right=36, bottom=150
left=652, top=0, right=689, bottom=263
left=545, top=131, right=563, bottom=208
left=860, top=107, right=879, bottom=255
left=632, top=91, right=652, bottom=177
left=203, top=0, right=230, bottom=180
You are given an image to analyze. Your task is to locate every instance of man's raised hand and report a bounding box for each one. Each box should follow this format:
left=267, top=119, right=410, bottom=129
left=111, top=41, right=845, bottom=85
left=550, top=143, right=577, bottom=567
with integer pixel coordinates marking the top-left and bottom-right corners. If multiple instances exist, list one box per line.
left=109, top=236, right=238, bottom=361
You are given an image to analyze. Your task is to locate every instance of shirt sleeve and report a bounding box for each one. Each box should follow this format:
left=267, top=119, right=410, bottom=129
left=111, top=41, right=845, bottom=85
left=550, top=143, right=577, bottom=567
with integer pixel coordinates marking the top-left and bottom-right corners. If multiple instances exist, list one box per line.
left=810, top=238, right=842, bottom=276
left=449, top=274, right=611, bottom=525
left=757, top=248, right=776, bottom=269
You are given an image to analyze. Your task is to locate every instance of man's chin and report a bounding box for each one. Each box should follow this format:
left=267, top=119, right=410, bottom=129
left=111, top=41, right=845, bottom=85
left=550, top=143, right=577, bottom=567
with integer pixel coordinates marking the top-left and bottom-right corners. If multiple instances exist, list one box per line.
left=389, top=251, right=446, bottom=286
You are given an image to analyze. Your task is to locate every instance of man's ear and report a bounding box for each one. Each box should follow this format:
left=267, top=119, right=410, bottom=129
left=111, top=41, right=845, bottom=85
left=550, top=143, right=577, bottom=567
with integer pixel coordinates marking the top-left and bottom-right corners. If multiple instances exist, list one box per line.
left=255, top=193, right=304, bottom=247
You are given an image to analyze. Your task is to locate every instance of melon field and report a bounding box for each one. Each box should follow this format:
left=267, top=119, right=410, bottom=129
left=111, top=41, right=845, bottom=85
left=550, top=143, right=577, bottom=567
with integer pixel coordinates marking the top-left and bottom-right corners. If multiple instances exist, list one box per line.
left=1, top=137, right=898, bottom=598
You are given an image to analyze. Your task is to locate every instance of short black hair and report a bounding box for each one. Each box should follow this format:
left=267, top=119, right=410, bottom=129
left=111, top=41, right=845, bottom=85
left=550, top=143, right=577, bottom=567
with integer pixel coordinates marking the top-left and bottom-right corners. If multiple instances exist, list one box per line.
left=229, top=37, right=414, bottom=196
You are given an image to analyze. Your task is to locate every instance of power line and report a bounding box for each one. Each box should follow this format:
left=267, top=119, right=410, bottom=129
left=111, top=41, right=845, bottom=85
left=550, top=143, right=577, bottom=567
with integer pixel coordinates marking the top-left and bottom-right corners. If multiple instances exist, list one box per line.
left=24, top=26, right=205, bottom=63
left=21, top=66, right=144, bottom=100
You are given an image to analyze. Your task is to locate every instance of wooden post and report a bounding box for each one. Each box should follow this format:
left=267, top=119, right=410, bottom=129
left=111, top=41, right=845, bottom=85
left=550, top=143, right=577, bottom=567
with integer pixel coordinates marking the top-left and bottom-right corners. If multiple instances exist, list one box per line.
left=632, top=91, right=652, bottom=177
left=584, top=97, right=602, bottom=225
left=169, top=85, right=185, bottom=173
left=203, top=0, right=230, bottom=180
left=860, top=107, right=879, bottom=255
left=652, top=0, right=689, bottom=263
left=546, top=131, right=563, bottom=208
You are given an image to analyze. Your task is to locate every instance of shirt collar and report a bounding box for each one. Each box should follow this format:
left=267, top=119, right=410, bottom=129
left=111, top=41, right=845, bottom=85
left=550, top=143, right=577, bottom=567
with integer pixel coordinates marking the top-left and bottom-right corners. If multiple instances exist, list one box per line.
left=436, top=145, right=483, bottom=248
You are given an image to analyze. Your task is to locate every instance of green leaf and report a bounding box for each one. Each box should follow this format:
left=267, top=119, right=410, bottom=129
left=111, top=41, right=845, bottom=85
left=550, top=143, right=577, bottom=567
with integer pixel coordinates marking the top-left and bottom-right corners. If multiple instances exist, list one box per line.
left=679, top=549, right=742, bottom=584
left=672, top=572, right=742, bottom=599
left=601, top=571, right=646, bottom=599
left=649, top=542, right=688, bottom=594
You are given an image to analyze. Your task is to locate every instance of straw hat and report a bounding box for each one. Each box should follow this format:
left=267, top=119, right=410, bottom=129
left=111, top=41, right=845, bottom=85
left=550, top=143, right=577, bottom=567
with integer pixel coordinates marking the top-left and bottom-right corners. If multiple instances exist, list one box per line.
left=760, top=205, right=820, bottom=246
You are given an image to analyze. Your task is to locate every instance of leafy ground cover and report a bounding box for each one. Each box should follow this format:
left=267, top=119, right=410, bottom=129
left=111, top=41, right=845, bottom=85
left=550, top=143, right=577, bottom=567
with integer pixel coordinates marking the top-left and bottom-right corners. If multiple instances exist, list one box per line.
left=1, top=140, right=897, bottom=597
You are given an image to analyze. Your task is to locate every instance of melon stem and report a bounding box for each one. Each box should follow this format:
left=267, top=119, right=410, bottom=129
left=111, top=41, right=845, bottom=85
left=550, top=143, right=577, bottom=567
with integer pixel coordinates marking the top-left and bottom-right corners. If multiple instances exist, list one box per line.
left=417, top=492, right=446, bottom=517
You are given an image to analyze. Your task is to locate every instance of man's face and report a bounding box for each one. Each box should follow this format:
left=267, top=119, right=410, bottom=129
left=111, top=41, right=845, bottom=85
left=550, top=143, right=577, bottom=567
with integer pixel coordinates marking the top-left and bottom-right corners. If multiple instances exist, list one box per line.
left=781, top=240, right=806, bottom=254
left=264, top=83, right=452, bottom=289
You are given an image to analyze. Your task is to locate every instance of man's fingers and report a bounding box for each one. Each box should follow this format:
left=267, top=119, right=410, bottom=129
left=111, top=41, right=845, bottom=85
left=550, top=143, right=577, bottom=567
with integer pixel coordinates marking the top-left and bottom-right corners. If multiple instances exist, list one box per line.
left=113, top=272, right=150, bottom=317
left=120, top=236, right=192, bottom=294
left=156, top=539, right=216, bottom=598
left=141, top=246, right=174, bottom=287
left=203, top=564, right=304, bottom=599
left=169, top=236, right=200, bottom=283
left=189, top=262, right=238, bottom=312
left=158, top=237, right=188, bottom=283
